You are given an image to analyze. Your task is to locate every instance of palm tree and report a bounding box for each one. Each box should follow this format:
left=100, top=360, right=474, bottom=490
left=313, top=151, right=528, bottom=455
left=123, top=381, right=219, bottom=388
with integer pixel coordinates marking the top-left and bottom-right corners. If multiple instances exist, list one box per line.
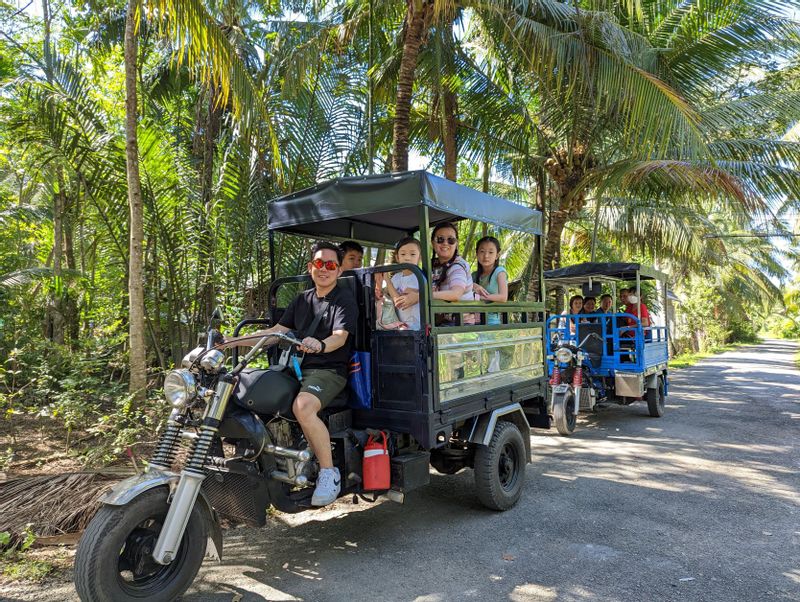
left=474, top=1, right=800, bottom=289
left=119, top=0, right=279, bottom=397
left=124, top=0, right=147, bottom=400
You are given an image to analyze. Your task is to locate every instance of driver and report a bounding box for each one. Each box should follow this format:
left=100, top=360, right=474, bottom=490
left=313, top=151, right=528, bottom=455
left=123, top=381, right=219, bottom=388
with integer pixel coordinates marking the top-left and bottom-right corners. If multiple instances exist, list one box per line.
left=224, top=241, right=357, bottom=506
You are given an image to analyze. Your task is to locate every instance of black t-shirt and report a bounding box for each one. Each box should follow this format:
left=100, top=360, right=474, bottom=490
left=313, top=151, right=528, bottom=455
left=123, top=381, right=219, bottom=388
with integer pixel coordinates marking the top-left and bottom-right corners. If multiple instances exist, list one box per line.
left=278, top=285, right=358, bottom=377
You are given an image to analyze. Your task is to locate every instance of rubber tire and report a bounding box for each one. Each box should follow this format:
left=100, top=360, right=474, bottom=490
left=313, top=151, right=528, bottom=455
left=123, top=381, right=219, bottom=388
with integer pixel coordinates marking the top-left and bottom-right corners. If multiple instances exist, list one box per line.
left=74, top=488, right=207, bottom=602
left=474, top=421, right=526, bottom=511
left=647, top=376, right=666, bottom=417
left=552, top=391, right=577, bottom=436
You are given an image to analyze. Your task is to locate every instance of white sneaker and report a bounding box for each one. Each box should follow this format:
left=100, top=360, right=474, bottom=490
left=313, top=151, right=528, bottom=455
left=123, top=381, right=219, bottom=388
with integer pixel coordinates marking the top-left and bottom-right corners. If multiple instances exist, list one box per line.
left=311, top=467, right=341, bottom=506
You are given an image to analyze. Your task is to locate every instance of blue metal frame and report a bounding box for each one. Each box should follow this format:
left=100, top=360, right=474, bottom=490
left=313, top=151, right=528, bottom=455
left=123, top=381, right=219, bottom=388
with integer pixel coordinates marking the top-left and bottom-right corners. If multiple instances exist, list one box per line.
left=545, top=313, right=668, bottom=378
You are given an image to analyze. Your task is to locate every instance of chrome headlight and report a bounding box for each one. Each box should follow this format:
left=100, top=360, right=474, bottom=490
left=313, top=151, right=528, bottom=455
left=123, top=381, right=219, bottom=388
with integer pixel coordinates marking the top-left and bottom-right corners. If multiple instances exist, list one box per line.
left=555, top=347, right=574, bottom=364
left=200, top=349, right=225, bottom=373
left=164, top=369, right=197, bottom=408
left=181, top=346, right=205, bottom=368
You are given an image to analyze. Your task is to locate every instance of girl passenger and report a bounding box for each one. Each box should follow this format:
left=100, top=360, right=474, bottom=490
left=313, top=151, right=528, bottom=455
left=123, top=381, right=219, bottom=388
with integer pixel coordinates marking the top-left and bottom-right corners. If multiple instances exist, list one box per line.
left=472, top=236, right=508, bottom=325
left=385, top=237, right=422, bottom=330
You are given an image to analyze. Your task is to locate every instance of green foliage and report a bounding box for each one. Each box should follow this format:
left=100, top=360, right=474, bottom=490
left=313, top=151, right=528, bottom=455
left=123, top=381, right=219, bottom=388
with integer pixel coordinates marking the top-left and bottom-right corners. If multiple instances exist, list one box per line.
left=0, top=0, right=797, bottom=471
left=0, top=334, right=162, bottom=465
left=0, top=528, right=53, bottom=583
left=673, top=274, right=765, bottom=353
left=768, top=279, right=800, bottom=339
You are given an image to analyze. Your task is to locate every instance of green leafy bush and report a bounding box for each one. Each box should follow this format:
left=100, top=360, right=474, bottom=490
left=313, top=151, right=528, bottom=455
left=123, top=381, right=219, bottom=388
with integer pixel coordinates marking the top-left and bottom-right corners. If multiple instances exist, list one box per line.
left=0, top=528, right=53, bottom=582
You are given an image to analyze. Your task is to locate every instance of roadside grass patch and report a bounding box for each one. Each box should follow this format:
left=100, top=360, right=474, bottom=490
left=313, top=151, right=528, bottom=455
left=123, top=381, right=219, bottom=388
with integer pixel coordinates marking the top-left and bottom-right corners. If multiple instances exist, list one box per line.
left=0, top=555, right=53, bottom=582
left=669, top=342, right=748, bottom=370
left=0, top=530, right=54, bottom=583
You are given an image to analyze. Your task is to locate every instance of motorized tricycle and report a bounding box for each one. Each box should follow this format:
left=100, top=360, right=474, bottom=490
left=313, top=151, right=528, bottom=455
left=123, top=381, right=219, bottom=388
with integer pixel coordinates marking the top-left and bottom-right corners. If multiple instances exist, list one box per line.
left=74, top=171, right=554, bottom=601
left=544, top=262, right=670, bottom=435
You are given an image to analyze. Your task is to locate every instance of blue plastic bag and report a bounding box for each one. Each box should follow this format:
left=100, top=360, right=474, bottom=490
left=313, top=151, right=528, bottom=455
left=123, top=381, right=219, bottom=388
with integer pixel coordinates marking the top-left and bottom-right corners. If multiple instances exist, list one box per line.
left=347, top=351, right=372, bottom=409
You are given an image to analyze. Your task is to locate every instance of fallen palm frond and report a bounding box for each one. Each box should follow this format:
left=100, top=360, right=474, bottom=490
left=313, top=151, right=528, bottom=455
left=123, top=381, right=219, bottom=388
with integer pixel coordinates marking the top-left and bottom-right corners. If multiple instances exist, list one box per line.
left=0, top=471, right=131, bottom=540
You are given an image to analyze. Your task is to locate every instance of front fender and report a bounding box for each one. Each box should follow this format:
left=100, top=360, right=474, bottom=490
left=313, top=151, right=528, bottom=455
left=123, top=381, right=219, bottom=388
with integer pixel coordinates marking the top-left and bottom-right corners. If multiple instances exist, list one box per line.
left=100, top=468, right=223, bottom=560
left=100, top=468, right=179, bottom=505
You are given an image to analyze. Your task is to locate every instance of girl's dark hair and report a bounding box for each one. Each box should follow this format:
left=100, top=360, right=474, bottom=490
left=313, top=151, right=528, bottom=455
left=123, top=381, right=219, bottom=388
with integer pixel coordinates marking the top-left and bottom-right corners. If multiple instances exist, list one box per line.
left=392, top=236, right=421, bottom=263
left=430, top=222, right=460, bottom=287
left=475, top=236, right=501, bottom=280
left=568, top=295, right=584, bottom=311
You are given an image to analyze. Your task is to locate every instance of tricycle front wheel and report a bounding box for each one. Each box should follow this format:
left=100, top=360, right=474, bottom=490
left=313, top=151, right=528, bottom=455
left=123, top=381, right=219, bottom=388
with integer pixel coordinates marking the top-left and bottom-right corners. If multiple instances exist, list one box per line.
left=74, top=488, right=207, bottom=602
left=552, top=391, right=577, bottom=436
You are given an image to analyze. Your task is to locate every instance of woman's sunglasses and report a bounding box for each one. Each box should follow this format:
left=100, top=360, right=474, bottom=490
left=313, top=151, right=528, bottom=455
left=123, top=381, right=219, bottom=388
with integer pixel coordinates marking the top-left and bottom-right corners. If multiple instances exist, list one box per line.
left=435, top=236, right=457, bottom=245
left=311, top=258, right=339, bottom=271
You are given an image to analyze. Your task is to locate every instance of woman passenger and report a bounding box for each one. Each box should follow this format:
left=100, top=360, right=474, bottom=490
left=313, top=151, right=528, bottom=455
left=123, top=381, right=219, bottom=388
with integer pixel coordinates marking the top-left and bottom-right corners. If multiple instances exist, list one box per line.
left=430, top=222, right=474, bottom=325
left=559, top=294, right=584, bottom=336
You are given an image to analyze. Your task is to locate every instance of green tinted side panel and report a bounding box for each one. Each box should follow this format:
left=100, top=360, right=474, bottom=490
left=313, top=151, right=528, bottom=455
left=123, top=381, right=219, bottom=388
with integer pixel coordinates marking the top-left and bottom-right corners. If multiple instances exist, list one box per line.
left=436, top=327, right=544, bottom=403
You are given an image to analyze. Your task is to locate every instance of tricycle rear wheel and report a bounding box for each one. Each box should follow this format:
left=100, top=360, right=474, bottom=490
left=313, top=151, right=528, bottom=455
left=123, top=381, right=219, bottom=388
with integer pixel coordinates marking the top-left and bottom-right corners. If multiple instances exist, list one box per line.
left=552, top=391, right=577, bottom=436
left=474, top=421, right=526, bottom=511
left=647, top=375, right=666, bottom=417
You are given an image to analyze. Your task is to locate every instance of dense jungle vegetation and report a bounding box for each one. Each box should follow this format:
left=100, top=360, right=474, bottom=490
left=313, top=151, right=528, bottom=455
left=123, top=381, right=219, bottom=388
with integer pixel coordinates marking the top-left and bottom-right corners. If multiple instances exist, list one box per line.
left=1, top=0, right=799, bottom=469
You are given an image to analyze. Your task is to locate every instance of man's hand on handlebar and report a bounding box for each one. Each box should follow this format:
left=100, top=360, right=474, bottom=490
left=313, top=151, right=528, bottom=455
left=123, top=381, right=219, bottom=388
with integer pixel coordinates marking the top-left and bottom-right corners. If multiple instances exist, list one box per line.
left=299, top=336, right=323, bottom=354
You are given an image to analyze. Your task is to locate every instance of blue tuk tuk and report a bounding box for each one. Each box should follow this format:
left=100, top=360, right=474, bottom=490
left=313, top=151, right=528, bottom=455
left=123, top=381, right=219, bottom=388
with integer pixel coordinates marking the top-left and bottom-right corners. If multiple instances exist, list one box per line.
left=543, top=262, right=670, bottom=435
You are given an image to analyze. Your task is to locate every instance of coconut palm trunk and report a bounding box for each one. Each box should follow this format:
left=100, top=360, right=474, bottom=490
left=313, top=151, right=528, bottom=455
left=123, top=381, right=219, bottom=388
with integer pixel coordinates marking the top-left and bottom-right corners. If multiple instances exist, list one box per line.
left=540, top=145, right=594, bottom=271
left=391, top=0, right=432, bottom=172
left=124, top=0, right=147, bottom=402
left=442, top=87, right=457, bottom=181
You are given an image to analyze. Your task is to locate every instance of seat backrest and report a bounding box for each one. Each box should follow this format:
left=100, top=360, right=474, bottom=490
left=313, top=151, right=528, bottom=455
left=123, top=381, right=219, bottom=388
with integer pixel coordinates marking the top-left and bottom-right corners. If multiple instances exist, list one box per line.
left=337, top=273, right=371, bottom=351
left=577, top=322, right=604, bottom=365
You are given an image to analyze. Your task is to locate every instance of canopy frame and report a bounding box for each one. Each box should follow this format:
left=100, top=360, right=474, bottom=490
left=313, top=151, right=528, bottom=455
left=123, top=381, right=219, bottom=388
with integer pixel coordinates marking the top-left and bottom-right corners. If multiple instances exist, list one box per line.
left=266, top=171, right=543, bottom=246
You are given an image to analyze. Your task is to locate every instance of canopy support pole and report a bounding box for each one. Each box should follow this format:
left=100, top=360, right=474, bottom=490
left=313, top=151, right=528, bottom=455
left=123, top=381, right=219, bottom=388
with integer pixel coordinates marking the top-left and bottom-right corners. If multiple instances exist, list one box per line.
left=419, top=204, right=432, bottom=326
left=268, top=231, right=276, bottom=283
left=636, top=271, right=642, bottom=331
left=367, top=0, right=374, bottom=174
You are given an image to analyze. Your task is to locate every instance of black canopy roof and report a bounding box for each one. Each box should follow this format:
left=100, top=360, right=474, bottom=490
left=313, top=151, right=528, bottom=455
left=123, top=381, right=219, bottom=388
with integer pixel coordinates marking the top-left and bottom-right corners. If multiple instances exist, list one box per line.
left=544, top=262, right=668, bottom=284
left=267, top=171, right=542, bottom=244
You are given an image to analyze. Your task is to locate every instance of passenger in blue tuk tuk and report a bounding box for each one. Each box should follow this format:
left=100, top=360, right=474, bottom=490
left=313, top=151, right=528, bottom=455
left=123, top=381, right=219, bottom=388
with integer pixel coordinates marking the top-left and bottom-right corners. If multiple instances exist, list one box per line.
left=580, top=296, right=598, bottom=323
left=620, top=288, right=652, bottom=342
left=558, top=295, right=583, bottom=335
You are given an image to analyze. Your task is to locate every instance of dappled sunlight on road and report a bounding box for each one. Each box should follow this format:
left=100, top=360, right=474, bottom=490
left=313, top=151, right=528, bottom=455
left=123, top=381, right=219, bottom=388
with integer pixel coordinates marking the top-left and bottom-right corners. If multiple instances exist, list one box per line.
left=538, top=435, right=798, bottom=504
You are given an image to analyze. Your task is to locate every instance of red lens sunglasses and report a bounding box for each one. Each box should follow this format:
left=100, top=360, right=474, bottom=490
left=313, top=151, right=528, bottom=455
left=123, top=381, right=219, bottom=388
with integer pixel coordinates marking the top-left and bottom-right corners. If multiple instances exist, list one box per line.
left=311, top=258, right=339, bottom=271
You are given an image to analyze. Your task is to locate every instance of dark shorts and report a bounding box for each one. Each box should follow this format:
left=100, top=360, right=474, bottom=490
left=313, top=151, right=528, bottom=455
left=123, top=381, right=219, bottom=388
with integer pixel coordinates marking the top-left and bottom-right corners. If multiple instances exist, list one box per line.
left=299, top=368, right=347, bottom=408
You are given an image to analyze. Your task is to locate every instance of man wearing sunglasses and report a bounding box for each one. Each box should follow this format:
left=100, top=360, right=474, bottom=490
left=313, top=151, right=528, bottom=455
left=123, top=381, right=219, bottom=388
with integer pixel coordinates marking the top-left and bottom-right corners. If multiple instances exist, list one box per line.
left=223, top=241, right=357, bottom=506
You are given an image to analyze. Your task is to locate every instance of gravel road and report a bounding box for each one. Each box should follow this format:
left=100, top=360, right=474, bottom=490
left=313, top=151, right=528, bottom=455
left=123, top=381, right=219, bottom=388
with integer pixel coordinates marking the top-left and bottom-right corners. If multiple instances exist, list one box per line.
left=3, top=339, right=798, bottom=602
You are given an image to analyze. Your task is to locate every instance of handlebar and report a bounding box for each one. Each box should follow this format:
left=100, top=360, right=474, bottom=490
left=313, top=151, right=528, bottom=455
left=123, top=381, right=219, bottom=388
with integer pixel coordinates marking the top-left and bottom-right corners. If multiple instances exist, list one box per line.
left=231, top=331, right=303, bottom=375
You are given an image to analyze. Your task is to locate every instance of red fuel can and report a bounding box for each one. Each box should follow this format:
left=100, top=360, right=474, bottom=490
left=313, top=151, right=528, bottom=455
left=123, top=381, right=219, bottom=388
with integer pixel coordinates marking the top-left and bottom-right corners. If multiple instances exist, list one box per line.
left=363, top=431, right=390, bottom=491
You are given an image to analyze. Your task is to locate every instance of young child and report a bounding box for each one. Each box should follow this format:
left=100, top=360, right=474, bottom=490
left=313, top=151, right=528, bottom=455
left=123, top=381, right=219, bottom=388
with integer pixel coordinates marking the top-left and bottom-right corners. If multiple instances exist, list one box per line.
left=339, top=240, right=364, bottom=270
left=384, top=236, right=422, bottom=330
left=472, top=236, right=508, bottom=325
